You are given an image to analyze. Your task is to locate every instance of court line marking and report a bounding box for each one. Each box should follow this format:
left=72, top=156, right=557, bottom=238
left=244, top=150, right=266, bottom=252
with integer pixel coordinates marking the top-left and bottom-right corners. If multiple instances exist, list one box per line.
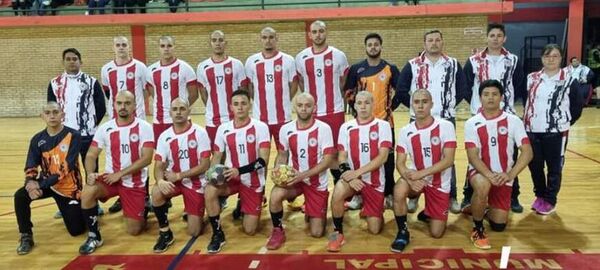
left=567, top=149, right=600, bottom=164
left=0, top=202, right=55, bottom=216
left=166, top=235, right=198, bottom=270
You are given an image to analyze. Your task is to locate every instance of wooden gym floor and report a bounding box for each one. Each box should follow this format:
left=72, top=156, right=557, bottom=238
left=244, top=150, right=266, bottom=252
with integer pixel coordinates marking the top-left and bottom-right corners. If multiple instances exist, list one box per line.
left=1, top=106, right=599, bottom=269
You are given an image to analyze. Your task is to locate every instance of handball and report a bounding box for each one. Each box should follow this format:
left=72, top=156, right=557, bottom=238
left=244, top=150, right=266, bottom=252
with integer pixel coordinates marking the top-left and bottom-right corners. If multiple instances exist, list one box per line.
left=271, top=164, right=296, bottom=186
left=206, top=164, right=228, bottom=186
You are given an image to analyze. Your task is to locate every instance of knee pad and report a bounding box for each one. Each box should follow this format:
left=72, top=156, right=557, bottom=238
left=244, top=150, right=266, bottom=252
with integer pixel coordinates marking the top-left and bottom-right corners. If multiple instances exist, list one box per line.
left=489, top=220, right=507, bottom=232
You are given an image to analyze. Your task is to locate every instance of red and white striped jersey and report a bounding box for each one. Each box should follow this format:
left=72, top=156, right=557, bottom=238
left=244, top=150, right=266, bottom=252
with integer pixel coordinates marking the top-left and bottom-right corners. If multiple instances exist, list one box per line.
left=155, top=123, right=212, bottom=193
left=197, top=56, right=249, bottom=127
left=213, top=118, right=271, bottom=192
left=92, top=118, right=154, bottom=188
left=279, top=119, right=336, bottom=191
left=295, top=46, right=349, bottom=116
left=464, top=112, right=529, bottom=182
left=245, top=51, right=297, bottom=125
left=396, top=118, right=456, bottom=193
left=101, top=59, right=148, bottom=120
left=337, top=118, right=392, bottom=192
left=146, top=59, right=197, bottom=124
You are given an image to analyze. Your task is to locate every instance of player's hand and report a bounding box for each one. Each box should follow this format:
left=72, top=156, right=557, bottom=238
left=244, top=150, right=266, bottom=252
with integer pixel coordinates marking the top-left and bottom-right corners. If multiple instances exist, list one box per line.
left=28, top=188, right=43, bottom=200
left=408, top=179, right=426, bottom=193
left=495, top=173, right=511, bottom=186
left=86, top=173, right=98, bottom=185
left=25, top=180, right=40, bottom=193
left=341, top=170, right=360, bottom=182
left=404, top=169, right=418, bottom=181
left=411, top=170, right=427, bottom=181
left=286, top=169, right=304, bottom=186
left=224, top=168, right=239, bottom=181
left=104, top=172, right=122, bottom=185
left=164, top=171, right=181, bottom=183
left=157, top=179, right=175, bottom=195
left=348, top=179, right=365, bottom=191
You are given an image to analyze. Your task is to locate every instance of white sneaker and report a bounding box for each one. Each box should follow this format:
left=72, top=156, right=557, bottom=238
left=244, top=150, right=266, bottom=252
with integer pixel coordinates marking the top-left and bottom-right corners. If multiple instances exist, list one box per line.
left=345, top=195, right=363, bottom=210
left=449, top=198, right=461, bottom=214
left=384, top=195, right=394, bottom=210
left=407, top=198, right=418, bottom=213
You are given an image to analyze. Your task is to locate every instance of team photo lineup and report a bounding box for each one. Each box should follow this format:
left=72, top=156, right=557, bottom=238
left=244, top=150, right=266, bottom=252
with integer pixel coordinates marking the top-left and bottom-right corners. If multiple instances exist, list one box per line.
left=15, top=19, right=589, bottom=259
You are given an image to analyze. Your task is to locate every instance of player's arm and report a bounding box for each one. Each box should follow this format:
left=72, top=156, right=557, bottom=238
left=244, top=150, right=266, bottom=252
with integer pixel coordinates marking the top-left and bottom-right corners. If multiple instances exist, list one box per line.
left=297, top=73, right=305, bottom=92
left=350, top=147, right=389, bottom=180
left=92, top=81, right=107, bottom=126
left=455, top=63, right=468, bottom=104
left=178, top=153, right=211, bottom=181
left=289, top=77, right=299, bottom=100
left=465, top=147, right=496, bottom=181
left=114, top=146, right=153, bottom=179
left=297, top=153, right=334, bottom=181
left=154, top=159, right=167, bottom=183
left=274, top=149, right=289, bottom=166
left=396, top=62, right=413, bottom=108
left=569, top=80, right=584, bottom=125
left=47, top=83, right=56, bottom=102
left=414, top=147, right=455, bottom=180
left=23, top=136, right=42, bottom=193
left=507, top=143, right=533, bottom=182
left=187, top=82, right=200, bottom=106
left=395, top=151, right=412, bottom=181
left=59, top=131, right=82, bottom=181
left=463, top=59, right=475, bottom=104
left=199, top=85, right=208, bottom=106
left=84, top=145, right=102, bottom=184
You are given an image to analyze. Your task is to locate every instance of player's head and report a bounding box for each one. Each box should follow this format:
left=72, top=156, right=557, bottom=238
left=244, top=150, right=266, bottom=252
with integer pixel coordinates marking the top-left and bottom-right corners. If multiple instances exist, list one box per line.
left=170, top=98, right=191, bottom=125
left=41, top=101, right=64, bottom=128
left=210, top=30, right=227, bottom=56
left=541, top=44, right=562, bottom=71
left=62, top=48, right=82, bottom=74
left=364, top=33, right=382, bottom=59
left=309, top=20, right=328, bottom=47
left=412, top=89, right=433, bottom=120
left=479, top=79, right=504, bottom=112
left=113, top=36, right=130, bottom=58
left=260, top=27, right=278, bottom=52
left=294, top=92, right=316, bottom=122
left=230, top=89, right=251, bottom=120
left=354, top=91, right=374, bottom=121
left=423, top=30, right=443, bottom=55
left=487, top=23, right=506, bottom=51
left=159, top=35, right=176, bottom=60
left=115, top=91, right=136, bottom=120
left=570, top=56, right=580, bottom=67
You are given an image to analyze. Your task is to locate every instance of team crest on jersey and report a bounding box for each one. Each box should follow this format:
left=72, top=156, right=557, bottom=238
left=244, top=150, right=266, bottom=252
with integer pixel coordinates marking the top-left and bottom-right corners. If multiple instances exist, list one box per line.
left=188, top=140, right=198, bottom=149
left=247, top=134, right=255, bottom=143
left=431, top=136, right=441, bottom=145
left=498, top=126, right=508, bottom=135
left=59, top=143, right=68, bottom=152
left=324, top=59, right=333, bottom=67
left=170, top=72, right=178, bottom=80
left=79, top=83, right=89, bottom=90
left=379, top=72, right=387, bottom=81
left=274, top=65, right=282, bottom=72
left=369, top=131, right=378, bottom=140
left=130, top=133, right=139, bottom=142
left=224, top=67, right=232, bottom=75
left=309, top=138, right=318, bottom=147
left=126, top=72, right=135, bottom=79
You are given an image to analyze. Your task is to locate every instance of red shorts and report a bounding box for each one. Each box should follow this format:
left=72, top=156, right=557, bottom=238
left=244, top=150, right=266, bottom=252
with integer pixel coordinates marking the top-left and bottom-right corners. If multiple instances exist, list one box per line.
left=488, top=185, right=512, bottom=211
left=206, top=125, right=219, bottom=146
left=315, top=112, right=345, bottom=144
left=153, top=123, right=173, bottom=144
left=227, top=180, right=263, bottom=216
left=268, top=122, right=287, bottom=150
left=291, top=183, right=328, bottom=218
left=98, top=182, right=146, bottom=221
left=170, top=182, right=205, bottom=217
left=423, top=186, right=450, bottom=221
left=360, top=183, right=384, bottom=218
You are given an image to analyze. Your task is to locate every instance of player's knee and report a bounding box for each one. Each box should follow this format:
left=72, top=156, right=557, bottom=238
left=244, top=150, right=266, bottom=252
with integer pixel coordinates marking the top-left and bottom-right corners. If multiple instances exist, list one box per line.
left=14, top=187, right=28, bottom=201
left=66, top=224, right=86, bottom=236
left=489, top=220, right=507, bottom=232
left=310, top=227, right=324, bottom=238
left=243, top=227, right=257, bottom=236
left=187, top=226, right=201, bottom=237
left=430, top=228, right=445, bottom=239
left=126, top=224, right=144, bottom=235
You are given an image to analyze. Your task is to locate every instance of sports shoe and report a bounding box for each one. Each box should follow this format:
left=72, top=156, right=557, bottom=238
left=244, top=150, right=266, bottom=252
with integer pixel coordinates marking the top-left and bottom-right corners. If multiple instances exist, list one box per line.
left=460, top=198, right=471, bottom=213
left=327, top=232, right=345, bottom=252
left=153, top=230, right=175, bottom=253
left=390, top=230, right=410, bottom=253
left=531, top=197, right=543, bottom=211
left=79, top=237, right=103, bottom=255
left=207, top=231, right=226, bottom=254
left=417, top=210, right=430, bottom=223
left=98, top=207, right=105, bottom=216
left=511, top=198, right=524, bottom=213
left=407, top=198, right=418, bottom=213
left=449, top=198, right=461, bottom=214
left=384, top=195, right=394, bottom=210
left=232, top=199, right=243, bottom=221
left=470, top=229, right=491, bottom=250
left=182, top=212, right=188, bottom=222
left=266, top=227, right=286, bottom=250
left=536, top=200, right=556, bottom=215
left=345, top=195, right=363, bottom=210
left=17, top=233, right=34, bottom=255
left=108, top=199, right=122, bottom=213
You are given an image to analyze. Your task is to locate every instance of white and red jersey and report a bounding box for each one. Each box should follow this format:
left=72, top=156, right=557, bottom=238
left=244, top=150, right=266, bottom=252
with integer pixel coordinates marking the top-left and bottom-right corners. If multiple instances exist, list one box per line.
left=197, top=56, right=249, bottom=127
left=245, top=51, right=297, bottom=125
left=464, top=112, right=530, bottom=183
left=92, top=118, right=154, bottom=188
left=396, top=118, right=456, bottom=193
left=101, top=59, right=148, bottom=120
left=213, top=118, right=271, bottom=192
left=279, top=119, right=336, bottom=191
left=337, top=118, right=392, bottom=192
left=146, top=59, right=197, bottom=124
left=155, top=123, right=212, bottom=193
left=295, top=46, right=349, bottom=116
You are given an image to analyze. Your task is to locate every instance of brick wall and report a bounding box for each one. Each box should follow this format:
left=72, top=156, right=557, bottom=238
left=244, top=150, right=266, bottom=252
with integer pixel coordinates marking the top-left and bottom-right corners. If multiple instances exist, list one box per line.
left=0, top=15, right=486, bottom=117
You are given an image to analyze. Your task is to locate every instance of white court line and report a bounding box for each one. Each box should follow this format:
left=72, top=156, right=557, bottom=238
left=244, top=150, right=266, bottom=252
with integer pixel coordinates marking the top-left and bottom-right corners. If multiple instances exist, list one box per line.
left=500, top=246, right=512, bottom=269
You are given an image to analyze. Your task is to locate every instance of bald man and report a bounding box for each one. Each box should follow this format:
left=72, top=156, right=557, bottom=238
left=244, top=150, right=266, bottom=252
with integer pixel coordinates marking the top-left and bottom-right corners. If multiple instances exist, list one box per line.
left=266, top=93, right=336, bottom=250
